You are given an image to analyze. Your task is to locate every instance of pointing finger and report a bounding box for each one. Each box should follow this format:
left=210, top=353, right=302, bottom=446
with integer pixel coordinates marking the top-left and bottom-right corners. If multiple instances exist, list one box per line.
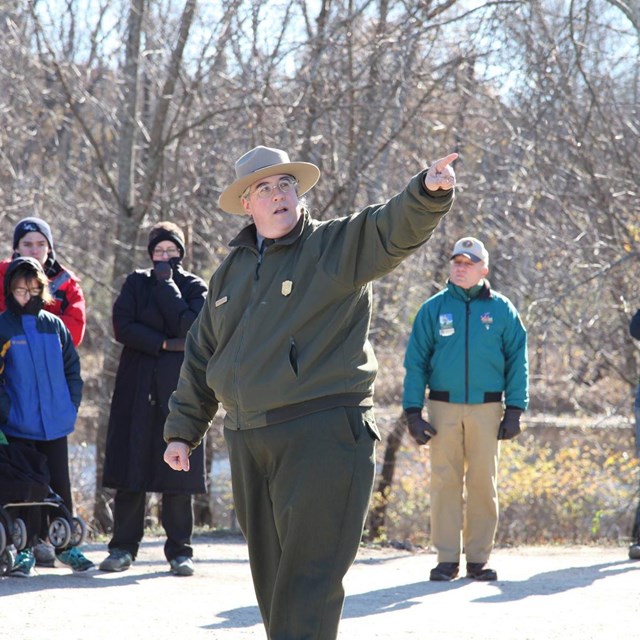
left=432, top=152, right=459, bottom=172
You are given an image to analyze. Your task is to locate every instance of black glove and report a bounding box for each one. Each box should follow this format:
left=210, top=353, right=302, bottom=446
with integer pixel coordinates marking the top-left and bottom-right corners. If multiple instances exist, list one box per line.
left=153, top=261, right=173, bottom=281
left=405, top=409, right=437, bottom=445
left=497, top=407, right=523, bottom=440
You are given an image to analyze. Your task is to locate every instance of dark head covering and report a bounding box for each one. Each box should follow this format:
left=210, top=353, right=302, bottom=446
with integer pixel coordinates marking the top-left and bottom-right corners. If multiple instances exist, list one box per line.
left=3, top=256, right=47, bottom=315
left=13, top=217, right=55, bottom=260
left=147, top=222, right=186, bottom=260
left=4, top=255, right=45, bottom=290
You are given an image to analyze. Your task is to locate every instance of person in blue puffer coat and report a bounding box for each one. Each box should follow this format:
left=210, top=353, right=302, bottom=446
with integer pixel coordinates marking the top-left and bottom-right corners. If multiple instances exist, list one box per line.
left=403, top=236, right=528, bottom=582
left=0, top=256, right=92, bottom=576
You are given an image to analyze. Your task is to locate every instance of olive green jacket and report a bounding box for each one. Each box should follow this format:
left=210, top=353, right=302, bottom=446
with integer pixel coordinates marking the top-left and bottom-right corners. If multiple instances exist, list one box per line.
left=164, top=171, right=453, bottom=447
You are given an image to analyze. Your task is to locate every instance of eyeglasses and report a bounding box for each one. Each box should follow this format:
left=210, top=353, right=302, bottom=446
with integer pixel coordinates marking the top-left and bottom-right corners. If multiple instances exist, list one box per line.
left=13, top=287, right=43, bottom=298
left=152, top=247, right=181, bottom=258
left=249, top=177, right=298, bottom=200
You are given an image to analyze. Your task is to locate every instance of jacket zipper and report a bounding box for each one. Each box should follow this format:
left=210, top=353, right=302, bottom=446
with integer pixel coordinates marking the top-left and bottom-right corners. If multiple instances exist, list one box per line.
left=465, top=299, right=470, bottom=403
left=233, top=248, right=263, bottom=428
left=255, top=250, right=263, bottom=280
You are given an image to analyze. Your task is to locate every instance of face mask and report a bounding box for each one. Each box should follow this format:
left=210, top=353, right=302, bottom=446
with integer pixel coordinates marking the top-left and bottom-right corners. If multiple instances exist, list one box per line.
left=23, top=296, right=45, bottom=315
left=6, top=294, right=43, bottom=316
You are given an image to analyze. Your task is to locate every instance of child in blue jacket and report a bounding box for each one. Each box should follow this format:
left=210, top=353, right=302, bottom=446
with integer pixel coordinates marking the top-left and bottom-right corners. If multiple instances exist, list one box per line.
left=0, top=256, right=93, bottom=576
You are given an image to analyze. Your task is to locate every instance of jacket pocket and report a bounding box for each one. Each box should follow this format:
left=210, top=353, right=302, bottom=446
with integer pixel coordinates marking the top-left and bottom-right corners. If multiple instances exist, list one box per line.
left=289, top=337, right=299, bottom=377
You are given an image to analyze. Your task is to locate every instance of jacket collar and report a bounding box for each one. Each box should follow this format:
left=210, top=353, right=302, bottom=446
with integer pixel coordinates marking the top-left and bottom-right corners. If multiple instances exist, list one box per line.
left=447, top=279, right=492, bottom=301
left=229, top=209, right=308, bottom=251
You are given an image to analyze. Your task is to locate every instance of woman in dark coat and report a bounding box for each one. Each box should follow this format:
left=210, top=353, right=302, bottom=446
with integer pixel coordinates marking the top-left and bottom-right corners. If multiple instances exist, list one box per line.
left=100, top=221, right=208, bottom=576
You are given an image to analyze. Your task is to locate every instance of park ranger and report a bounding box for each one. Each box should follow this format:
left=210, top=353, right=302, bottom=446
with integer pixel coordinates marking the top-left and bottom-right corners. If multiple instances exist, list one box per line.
left=163, top=144, right=457, bottom=639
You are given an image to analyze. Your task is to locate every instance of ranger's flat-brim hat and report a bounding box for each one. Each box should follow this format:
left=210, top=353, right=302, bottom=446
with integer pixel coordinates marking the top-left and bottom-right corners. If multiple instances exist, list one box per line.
left=218, top=145, right=320, bottom=215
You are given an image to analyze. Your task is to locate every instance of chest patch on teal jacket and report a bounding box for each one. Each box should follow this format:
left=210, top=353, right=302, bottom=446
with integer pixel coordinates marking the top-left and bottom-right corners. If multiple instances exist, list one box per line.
left=438, top=313, right=454, bottom=336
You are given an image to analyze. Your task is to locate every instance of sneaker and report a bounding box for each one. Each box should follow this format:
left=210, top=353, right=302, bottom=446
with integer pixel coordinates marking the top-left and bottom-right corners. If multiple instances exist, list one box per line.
left=99, top=549, right=133, bottom=572
left=56, top=547, right=95, bottom=572
left=9, top=548, right=35, bottom=578
left=169, top=555, right=194, bottom=577
left=466, top=562, right=498, bottom=581
left=429, top=562, right=459, bottom=581
left=629, top=543, right=640, bottom=560
left=33, top=540, right=56, bottom=568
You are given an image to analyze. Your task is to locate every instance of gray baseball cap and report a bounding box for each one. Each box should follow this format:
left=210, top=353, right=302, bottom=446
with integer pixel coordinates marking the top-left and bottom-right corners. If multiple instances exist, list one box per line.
left=450, top=237, right=489, bottom=266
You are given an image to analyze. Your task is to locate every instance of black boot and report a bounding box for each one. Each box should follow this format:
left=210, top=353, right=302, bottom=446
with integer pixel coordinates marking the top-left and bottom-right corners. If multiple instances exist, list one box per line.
left=466, top=562, right=498, bottom=581
left=429, top=562, right=459, bottom=581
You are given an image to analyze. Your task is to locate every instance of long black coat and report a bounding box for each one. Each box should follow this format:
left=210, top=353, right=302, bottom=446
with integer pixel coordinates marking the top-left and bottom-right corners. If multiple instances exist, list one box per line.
left=102, top=264, right=208, bottom=493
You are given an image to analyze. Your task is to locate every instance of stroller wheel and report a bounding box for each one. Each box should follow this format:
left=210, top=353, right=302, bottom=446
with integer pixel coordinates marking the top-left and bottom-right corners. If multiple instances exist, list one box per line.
left=48, top=517, right=72, bottom=549
left=69, top=517, right=87, bottom=546
left=12, top=518, right=28, bottom=551
left=0, top=547, right=15, bottom=576
left=0, top=522, right=6, bottom=554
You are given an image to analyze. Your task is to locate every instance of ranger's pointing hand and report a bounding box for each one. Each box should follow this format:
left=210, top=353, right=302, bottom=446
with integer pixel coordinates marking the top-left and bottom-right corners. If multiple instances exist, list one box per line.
left=424, top=152, right=458, bottom=192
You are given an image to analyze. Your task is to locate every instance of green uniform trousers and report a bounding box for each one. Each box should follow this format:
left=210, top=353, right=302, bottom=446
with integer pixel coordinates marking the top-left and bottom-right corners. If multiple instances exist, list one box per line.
left=225, top=406, right=377, bottom=640
left=427, top=400, right=503, bottom=563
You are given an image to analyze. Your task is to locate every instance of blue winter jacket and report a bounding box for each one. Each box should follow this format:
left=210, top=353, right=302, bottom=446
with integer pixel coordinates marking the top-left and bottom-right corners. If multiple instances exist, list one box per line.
left=403, top=280, right=528, bottom=410
left=0, top=309, right=82, bottom=441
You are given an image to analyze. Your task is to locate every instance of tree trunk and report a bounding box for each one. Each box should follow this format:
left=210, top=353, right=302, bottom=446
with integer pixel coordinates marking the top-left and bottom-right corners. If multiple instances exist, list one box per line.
left=92, top=0, right=198, bottom=531
left=93, top=0, right=145, bottom=531
left=365, top=412, right=406, bottom=541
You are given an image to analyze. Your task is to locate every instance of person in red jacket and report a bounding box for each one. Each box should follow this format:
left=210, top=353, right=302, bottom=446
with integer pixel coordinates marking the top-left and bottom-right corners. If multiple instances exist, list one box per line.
left=0, top=217, right=86, bottom=347
left=0, top=217, right=87, bottom=566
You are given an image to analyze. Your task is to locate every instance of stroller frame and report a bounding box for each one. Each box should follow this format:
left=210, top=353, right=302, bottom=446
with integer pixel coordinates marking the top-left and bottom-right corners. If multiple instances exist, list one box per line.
left=0, top=436, right=89, bottom=575
left=0, top=490, right=87, bottom=575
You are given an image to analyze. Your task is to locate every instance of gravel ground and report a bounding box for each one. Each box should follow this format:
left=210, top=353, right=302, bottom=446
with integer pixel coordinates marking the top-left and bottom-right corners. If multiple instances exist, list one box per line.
left=1, top=535, right=639, bottom=639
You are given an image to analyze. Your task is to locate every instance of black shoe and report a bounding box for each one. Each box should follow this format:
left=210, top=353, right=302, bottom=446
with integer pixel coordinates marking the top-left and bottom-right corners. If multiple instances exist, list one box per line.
left=99, top=549, right=133, bottom=572
left=466, top=562, right=498, bottom=581
left=169, top=556, right=194, bottom=576
left=629, top=543, right=640, bottom=560
left=429, top=562, right=459, bottom=581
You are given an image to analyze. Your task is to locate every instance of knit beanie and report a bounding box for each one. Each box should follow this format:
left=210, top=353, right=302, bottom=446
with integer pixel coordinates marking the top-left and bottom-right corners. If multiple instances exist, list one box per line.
left=13, top=217, right=55, bottom=259
left=147, top=223, right=186, bottom=259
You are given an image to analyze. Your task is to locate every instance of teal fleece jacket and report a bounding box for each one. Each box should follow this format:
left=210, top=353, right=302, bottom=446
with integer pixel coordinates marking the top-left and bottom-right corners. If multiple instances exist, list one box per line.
left=402, top=280, right=528, bottom=410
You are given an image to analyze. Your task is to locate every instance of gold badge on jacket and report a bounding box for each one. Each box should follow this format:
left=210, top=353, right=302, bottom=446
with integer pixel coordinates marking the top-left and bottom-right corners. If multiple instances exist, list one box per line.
left=281, top=280, right=293, bottom=296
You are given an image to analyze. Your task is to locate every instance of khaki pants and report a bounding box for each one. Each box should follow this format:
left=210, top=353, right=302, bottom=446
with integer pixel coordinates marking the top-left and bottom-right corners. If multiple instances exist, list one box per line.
left=427, top=400, right=502, bottom=564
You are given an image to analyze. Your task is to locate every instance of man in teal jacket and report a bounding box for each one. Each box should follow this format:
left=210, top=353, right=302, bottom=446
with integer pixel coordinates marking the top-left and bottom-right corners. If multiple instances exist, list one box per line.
left=163, top=145, right=457, bottom=640
left=403, top=236, right=528, bottom=582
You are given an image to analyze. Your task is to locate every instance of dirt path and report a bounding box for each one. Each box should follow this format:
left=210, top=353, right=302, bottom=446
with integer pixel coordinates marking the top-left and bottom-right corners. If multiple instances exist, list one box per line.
left=1, top=536, right=639, bottom=639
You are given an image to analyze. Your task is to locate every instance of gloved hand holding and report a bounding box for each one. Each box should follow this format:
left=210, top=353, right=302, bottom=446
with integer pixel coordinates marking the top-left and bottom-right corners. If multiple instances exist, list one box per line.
left=497, top=407, right=523, bottom=440
left=153, top=261, right=173, bottom=282
left=405, top=408, right=437, bottom=445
